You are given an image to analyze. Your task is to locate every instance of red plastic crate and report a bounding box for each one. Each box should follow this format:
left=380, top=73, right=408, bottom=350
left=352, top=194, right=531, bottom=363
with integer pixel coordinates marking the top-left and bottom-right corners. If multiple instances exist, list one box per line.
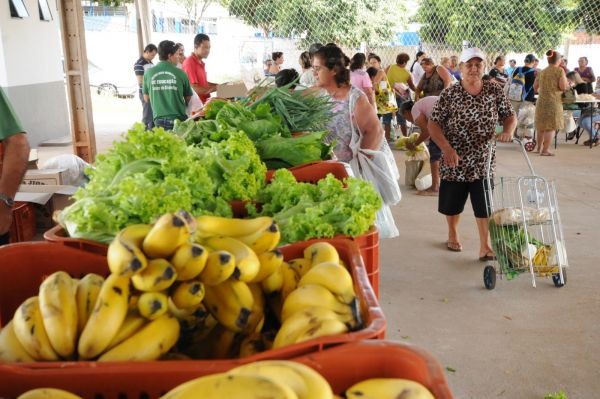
left=9, top=202, right=36, bottom=243
left=43, top=225, right=108, bottom=255
left=0, top=240, right=385, bottom=398
left=265, top=160, right=349, bottom=183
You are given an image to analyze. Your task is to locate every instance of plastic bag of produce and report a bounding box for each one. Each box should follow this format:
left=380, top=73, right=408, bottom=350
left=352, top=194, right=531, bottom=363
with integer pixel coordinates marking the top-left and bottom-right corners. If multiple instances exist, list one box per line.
left=375, top=203, right=399, bottom=239
left=405, top=160, right=423, bottom=187
left=414, top=161, right=432, bottom=191
left=41, top=154, right=91, bottom=186
left=491, top=207, right=524, bottom=226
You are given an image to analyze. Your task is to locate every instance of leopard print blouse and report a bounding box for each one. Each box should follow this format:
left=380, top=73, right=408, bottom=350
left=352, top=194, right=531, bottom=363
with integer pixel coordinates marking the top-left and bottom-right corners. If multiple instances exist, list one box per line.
left=430, top=80, right=514, bottom=182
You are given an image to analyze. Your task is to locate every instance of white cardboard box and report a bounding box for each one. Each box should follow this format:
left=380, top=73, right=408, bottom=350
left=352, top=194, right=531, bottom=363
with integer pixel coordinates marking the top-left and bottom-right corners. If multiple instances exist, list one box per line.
left=22, top=169, right=68, bottom=186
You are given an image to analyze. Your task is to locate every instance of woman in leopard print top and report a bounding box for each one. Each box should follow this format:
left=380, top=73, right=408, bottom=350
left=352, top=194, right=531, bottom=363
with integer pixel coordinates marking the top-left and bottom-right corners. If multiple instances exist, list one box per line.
left=429, top=47, right=517, bottom=261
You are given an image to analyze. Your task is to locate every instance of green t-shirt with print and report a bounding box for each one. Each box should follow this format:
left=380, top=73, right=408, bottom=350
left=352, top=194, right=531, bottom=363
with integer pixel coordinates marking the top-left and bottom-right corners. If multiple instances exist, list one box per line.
left=0, top=87, right=25, bottom=141
left=143, top=61, right=193, bottom=122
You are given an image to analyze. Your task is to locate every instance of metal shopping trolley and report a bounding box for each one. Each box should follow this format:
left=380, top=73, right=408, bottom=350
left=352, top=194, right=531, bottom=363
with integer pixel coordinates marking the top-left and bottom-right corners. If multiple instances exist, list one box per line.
left=483, top=138, right=568, bottom=289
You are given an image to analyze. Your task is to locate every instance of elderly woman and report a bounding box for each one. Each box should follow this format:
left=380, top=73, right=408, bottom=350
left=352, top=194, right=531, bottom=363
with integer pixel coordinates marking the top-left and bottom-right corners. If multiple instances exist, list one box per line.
left=428, top=47, right=516, bottom=259
left=534, top=50, right=569, bottom=156
left=575, top=57, right=596, bottom=94
left=415, top=57, right=453, bottom=100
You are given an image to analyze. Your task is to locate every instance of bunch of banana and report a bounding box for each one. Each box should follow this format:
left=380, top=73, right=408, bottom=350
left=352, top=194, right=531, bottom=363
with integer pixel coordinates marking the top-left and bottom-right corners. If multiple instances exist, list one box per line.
left=345, top=378, right=435, bottom=399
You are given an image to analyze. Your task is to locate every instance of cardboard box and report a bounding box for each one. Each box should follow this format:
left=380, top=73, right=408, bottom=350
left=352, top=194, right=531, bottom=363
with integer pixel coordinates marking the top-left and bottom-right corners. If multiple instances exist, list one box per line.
left=27, top=149, right=39, bottom=170
left=22, top=169, right=67, bottom=186
left=15, top=185, right=77, bottom=229
left=217, top=81, right=248, bottom=99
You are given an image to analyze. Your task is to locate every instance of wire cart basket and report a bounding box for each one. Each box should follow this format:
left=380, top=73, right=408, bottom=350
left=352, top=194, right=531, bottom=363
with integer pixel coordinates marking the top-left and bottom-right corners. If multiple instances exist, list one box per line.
left=483, top=138, right=568, bottom=289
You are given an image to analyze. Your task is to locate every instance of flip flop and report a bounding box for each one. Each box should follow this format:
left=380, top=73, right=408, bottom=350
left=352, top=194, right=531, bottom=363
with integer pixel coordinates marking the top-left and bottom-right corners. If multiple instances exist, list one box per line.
left=540, top=152, right=555, bottom=156
left=446, top=241, right=462, bottom=252
left=479, top=252, right=497, bottom=262
left=417, top=189, right=439, bottom=196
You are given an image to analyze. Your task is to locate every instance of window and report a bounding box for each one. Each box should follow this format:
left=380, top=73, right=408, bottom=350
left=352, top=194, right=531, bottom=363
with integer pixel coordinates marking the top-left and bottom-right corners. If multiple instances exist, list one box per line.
left=9, top=0, right=29, bottom=18
left=38, top=0, right=52, bottom=21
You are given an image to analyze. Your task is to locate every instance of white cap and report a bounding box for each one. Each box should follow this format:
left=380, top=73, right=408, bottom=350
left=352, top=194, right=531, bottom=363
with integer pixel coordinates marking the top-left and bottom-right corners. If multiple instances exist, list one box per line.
left=460, top=47, right=485, bottom=63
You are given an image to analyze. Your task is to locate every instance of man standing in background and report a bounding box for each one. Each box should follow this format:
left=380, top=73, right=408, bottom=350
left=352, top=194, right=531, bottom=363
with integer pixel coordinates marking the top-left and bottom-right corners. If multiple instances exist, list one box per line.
left=0, top=88, right=30, bottom=245
left=134, top=44, right=158, bottom=129
left=182, top=34, right=217, bottom=103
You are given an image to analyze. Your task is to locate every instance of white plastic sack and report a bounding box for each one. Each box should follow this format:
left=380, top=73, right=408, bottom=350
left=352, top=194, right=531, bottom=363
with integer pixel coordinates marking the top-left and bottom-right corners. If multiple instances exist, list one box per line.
left=41, top=154, right=91, bottom=186
left=186, top=91, right=204, bottom=117
left=517, top=102, right=535, bottom=137
left=375, top=204, right=399, bottom=239
left=560, top=110, right=576, bottom=134
left=415, top=161, right=432, bottom=191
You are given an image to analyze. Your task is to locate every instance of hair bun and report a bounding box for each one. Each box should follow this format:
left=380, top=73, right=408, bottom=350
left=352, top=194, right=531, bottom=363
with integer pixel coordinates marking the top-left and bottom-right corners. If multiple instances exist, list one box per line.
left=546, top=49, right=554, bottom=57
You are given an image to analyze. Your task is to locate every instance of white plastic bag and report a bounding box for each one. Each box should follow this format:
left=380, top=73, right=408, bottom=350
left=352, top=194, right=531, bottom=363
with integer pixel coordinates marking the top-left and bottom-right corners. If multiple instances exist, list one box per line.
left=375, top=204, right=399, bottom=239
left=41, top=154, right=91, bottom=186
left=516, top=102, right=535, bottom=138
left=415, top=161, right=432, bottom=191
left=186, top=91, right=204, bottom=117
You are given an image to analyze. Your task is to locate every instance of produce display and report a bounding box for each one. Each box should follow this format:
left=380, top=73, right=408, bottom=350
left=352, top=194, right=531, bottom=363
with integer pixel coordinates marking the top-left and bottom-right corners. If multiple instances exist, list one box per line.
left=249, top=169, right=381, bottom=244
left=0, top=211, right=365, bottom=362
left=394, top=132, right=429, bottom=160
left=59, top=124, right=266, bottom=243
left=15, top=363, right=435, bottom=399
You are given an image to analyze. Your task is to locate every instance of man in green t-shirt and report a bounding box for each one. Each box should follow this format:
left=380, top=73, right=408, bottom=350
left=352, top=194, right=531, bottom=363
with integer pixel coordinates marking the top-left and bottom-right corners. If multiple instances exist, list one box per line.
left=143, top=40, right=193, bottom=130
left=0, top=87, right=30, bottom=245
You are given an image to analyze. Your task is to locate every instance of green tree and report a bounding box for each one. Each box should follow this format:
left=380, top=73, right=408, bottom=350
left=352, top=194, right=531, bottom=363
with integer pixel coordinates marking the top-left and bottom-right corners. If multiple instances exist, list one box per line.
left=575, top=0, right=600, bottom=34
left=414, top=0, right=579, bottom=55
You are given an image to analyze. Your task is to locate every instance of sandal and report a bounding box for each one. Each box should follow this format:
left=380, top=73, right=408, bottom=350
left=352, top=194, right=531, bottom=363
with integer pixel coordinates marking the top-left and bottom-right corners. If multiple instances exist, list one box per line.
left=416, top=188, right=439, bottom=196
left=540, top=152, right=555, bottom=156
left=446, top=241, right=462, bottom=252
left=479, top=252, right=497, bottom=262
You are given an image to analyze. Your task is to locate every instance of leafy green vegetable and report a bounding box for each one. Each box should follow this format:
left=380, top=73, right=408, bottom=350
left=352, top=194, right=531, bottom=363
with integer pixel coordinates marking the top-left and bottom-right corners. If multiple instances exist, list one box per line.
left=248, top=169, right=381, bottom=244
left=545, top=391, right=568, bottom=399
left=255, top=131, right=334, bottom=169
left=173, top=119, right=228, bottom=147
left=489, top=220, right=545, bottom=279
left=204, top=99, right=228, bottom=120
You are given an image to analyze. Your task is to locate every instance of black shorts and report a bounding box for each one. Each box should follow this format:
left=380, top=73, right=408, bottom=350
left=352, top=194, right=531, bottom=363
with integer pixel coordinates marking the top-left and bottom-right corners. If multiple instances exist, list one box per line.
left=438, top=179, right=493, bottom=218
left=428, top=140, right=442, bottom=162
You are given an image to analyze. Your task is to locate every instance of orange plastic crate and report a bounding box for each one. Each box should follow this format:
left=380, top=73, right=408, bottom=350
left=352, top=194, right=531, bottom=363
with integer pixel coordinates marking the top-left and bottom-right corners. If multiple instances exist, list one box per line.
left=9, top=202, right=36, bottom=244
left=0, top=240, right=385, bottom=398
left=265, top=160, right=349, bottom=183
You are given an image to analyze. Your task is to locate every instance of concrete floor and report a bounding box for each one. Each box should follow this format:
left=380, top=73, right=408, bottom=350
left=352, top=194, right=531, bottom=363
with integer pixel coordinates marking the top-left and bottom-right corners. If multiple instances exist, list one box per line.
left=36, top=96, right=599, bottom=398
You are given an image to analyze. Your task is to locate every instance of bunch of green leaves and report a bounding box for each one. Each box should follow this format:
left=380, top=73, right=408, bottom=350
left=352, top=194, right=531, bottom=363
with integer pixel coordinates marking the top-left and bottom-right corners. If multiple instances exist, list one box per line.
left=60, top=124, right=232, bottom=243
left=173, top=119, right=231, bottom=147
left=248, top=169, right=381, bottom=244
left=489, top=220, right=545, bottom=279
left=255, top=131, right=334, bottom=169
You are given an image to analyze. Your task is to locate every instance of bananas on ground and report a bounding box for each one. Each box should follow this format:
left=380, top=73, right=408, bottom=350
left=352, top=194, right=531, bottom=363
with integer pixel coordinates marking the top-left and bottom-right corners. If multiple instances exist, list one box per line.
left=0, top=321, right=35, bottom=362
left=206, top=237, right=260, bottom=282
left=171, top=280, right=205, bottom=309
left=143, top=211, right=195, bottom=259
left=12, top=297, right=59, bottom=361
left=199, top=250, right=236, bottom=286
left=298, top=262, right=356, bottom=305
left=107, top=224, right=151, bottom=276
left=203, top=280, right=254, bottom=333
left=171, top=243, right=208, bottom=281
left=303, top=242, right=339, bottom=266
left=17, top=388, right=83, bottom=399
left=345, top=378, right=435, bottom=399
left=75, top=273, right=105, bottom=334
left=39, top=271, right=78, bottom=358
left=132, top=259, right=177, bottom=292
left=195, top=215, right=274, bottom=238
left=99, top=314, right=180, bottom=361
left=236, top=221, right=281, bottom=254
left=78, top=274, right=130, bottom=359
left=138, top=291, right=169, bottom=320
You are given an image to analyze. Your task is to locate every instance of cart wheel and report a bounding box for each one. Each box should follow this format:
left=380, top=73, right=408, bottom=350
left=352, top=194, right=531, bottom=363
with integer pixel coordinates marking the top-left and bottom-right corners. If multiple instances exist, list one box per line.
left=484, top=265, right=496, bottom=290
left=552, top=269, right=567, bottom=287
left=524, top=140, right=536, bottom=152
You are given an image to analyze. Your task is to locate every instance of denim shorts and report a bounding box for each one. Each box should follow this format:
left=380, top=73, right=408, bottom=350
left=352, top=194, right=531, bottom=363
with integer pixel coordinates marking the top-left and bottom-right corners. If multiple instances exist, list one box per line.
left=428, top=140, right=442, bottom=162
left=154, top=118, right=175, bottom=131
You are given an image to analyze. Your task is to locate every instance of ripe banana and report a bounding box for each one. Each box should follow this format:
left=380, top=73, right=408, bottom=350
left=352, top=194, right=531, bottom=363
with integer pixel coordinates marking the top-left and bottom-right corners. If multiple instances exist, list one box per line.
left=251, top=249, right=284, bottom=283
left=106, top=312, right=147, bottom=350
left=298, top=262, right=356, bottom=304
left=99, top=314, right=180, bottom=361
left=132, top=258, right=177, bottom=292
left=281, top=262, right=301, bottom=301
left=206, top=237, right=260, bottom=282
left=143, top=211, right=195, bottom=259
left=288, top=258, right=312, bottom=277
left=107, top=224, right=151, bottom=276
left=229, top=360, right=334, bottom=399
left=303, top=242, right=339, bottom=265
left=75, top=273, right=105, bottom=334
left=0, top=321, right=35, bottom=362
left=236, top=221, right=281, bottom=254
left=171, top=243, right=208, bottom=281
left=261, top=261, right=284, bottom=294
left=345, top=378, right=435, bottom=399
left=238, top=332, right=269, bottom=358
left=171, top=280, right=205, bottom=309
left=160, top=373, right=297, bottom=399
left=203, top=280, right=254, bottom=332
left=38, top=271, right=78, bottom=358
left=273, top=306, right=346, bottom=349
left=195, top=215, right=274, bottom=238
left=17, top=388, right=83, bottom=399
left=174, top=303, right=209, bottom=332
left=78, top=274, right=130, bottom=359
left=12, top=296, right=59, bottom=361
left=137, top=291, right=169, bottom=320
left=199, top=250, right=236, bottom=286
left=246, top=283, right=266, bottom=333
left=293, top=318, right=348, bottom=344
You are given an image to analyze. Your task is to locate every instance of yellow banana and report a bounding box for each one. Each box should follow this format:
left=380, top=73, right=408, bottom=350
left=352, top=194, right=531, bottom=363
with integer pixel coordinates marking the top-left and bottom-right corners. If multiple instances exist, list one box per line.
left=293, top=318, right=348, bottom=344
left=0, top=320, right=35, bottom=362
left=131, top=258, right=177, bottom=292
left=206, top=237, right=260, bottom=282
left=288, top=258, right=312, bottom=277
left=170, top=243, right=209, bottom=281
left=281, top=262, right=301, bottom=301
left=17, top=388, right=83, bottom=399
left=203, top=280, right=254, bottom=332
left=107, top=224, right=151, bottom=276
left=210, top=325, right=239, bottom=359
left=261, top=261, right=284, bottom=294
left=346, top=378, right=435, bottom=399
left=199, top=250, right=236, bottom=286
left=12, top=296, right=59, bottom=361
left=251, top=249, right=284, bottom=283
left=78, top=274, right=130, bottom=359
left=303, top=242, right=340, bottom=265
left=170, top=280, right=205, bottom=309
left=238, top=332, right=269, bottom=358
left=142, top=211, right=195, bottom=259
left=106, top=312, right=147, bottom=350
left=236, top=221, right=281, bottom=254
left=160, top=373, right=297, bottom=399
left=137, top=291, right=169, bottom=320
left=195, top=215, right=274, bottom=238
left=229, top=360, right=334, bottom=399
left=75, top=273, right=105, bottom=334
left=99, top=314, right=180, bottom=361
left=298, top=262, right=356, bottom=304
left=273, top=306, right=345, bottom=349
left=175, top=303, right=209, bottom=332
left=246, top=283, right=266, bottom=333
left=38, top=271, right=78, bottom=358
